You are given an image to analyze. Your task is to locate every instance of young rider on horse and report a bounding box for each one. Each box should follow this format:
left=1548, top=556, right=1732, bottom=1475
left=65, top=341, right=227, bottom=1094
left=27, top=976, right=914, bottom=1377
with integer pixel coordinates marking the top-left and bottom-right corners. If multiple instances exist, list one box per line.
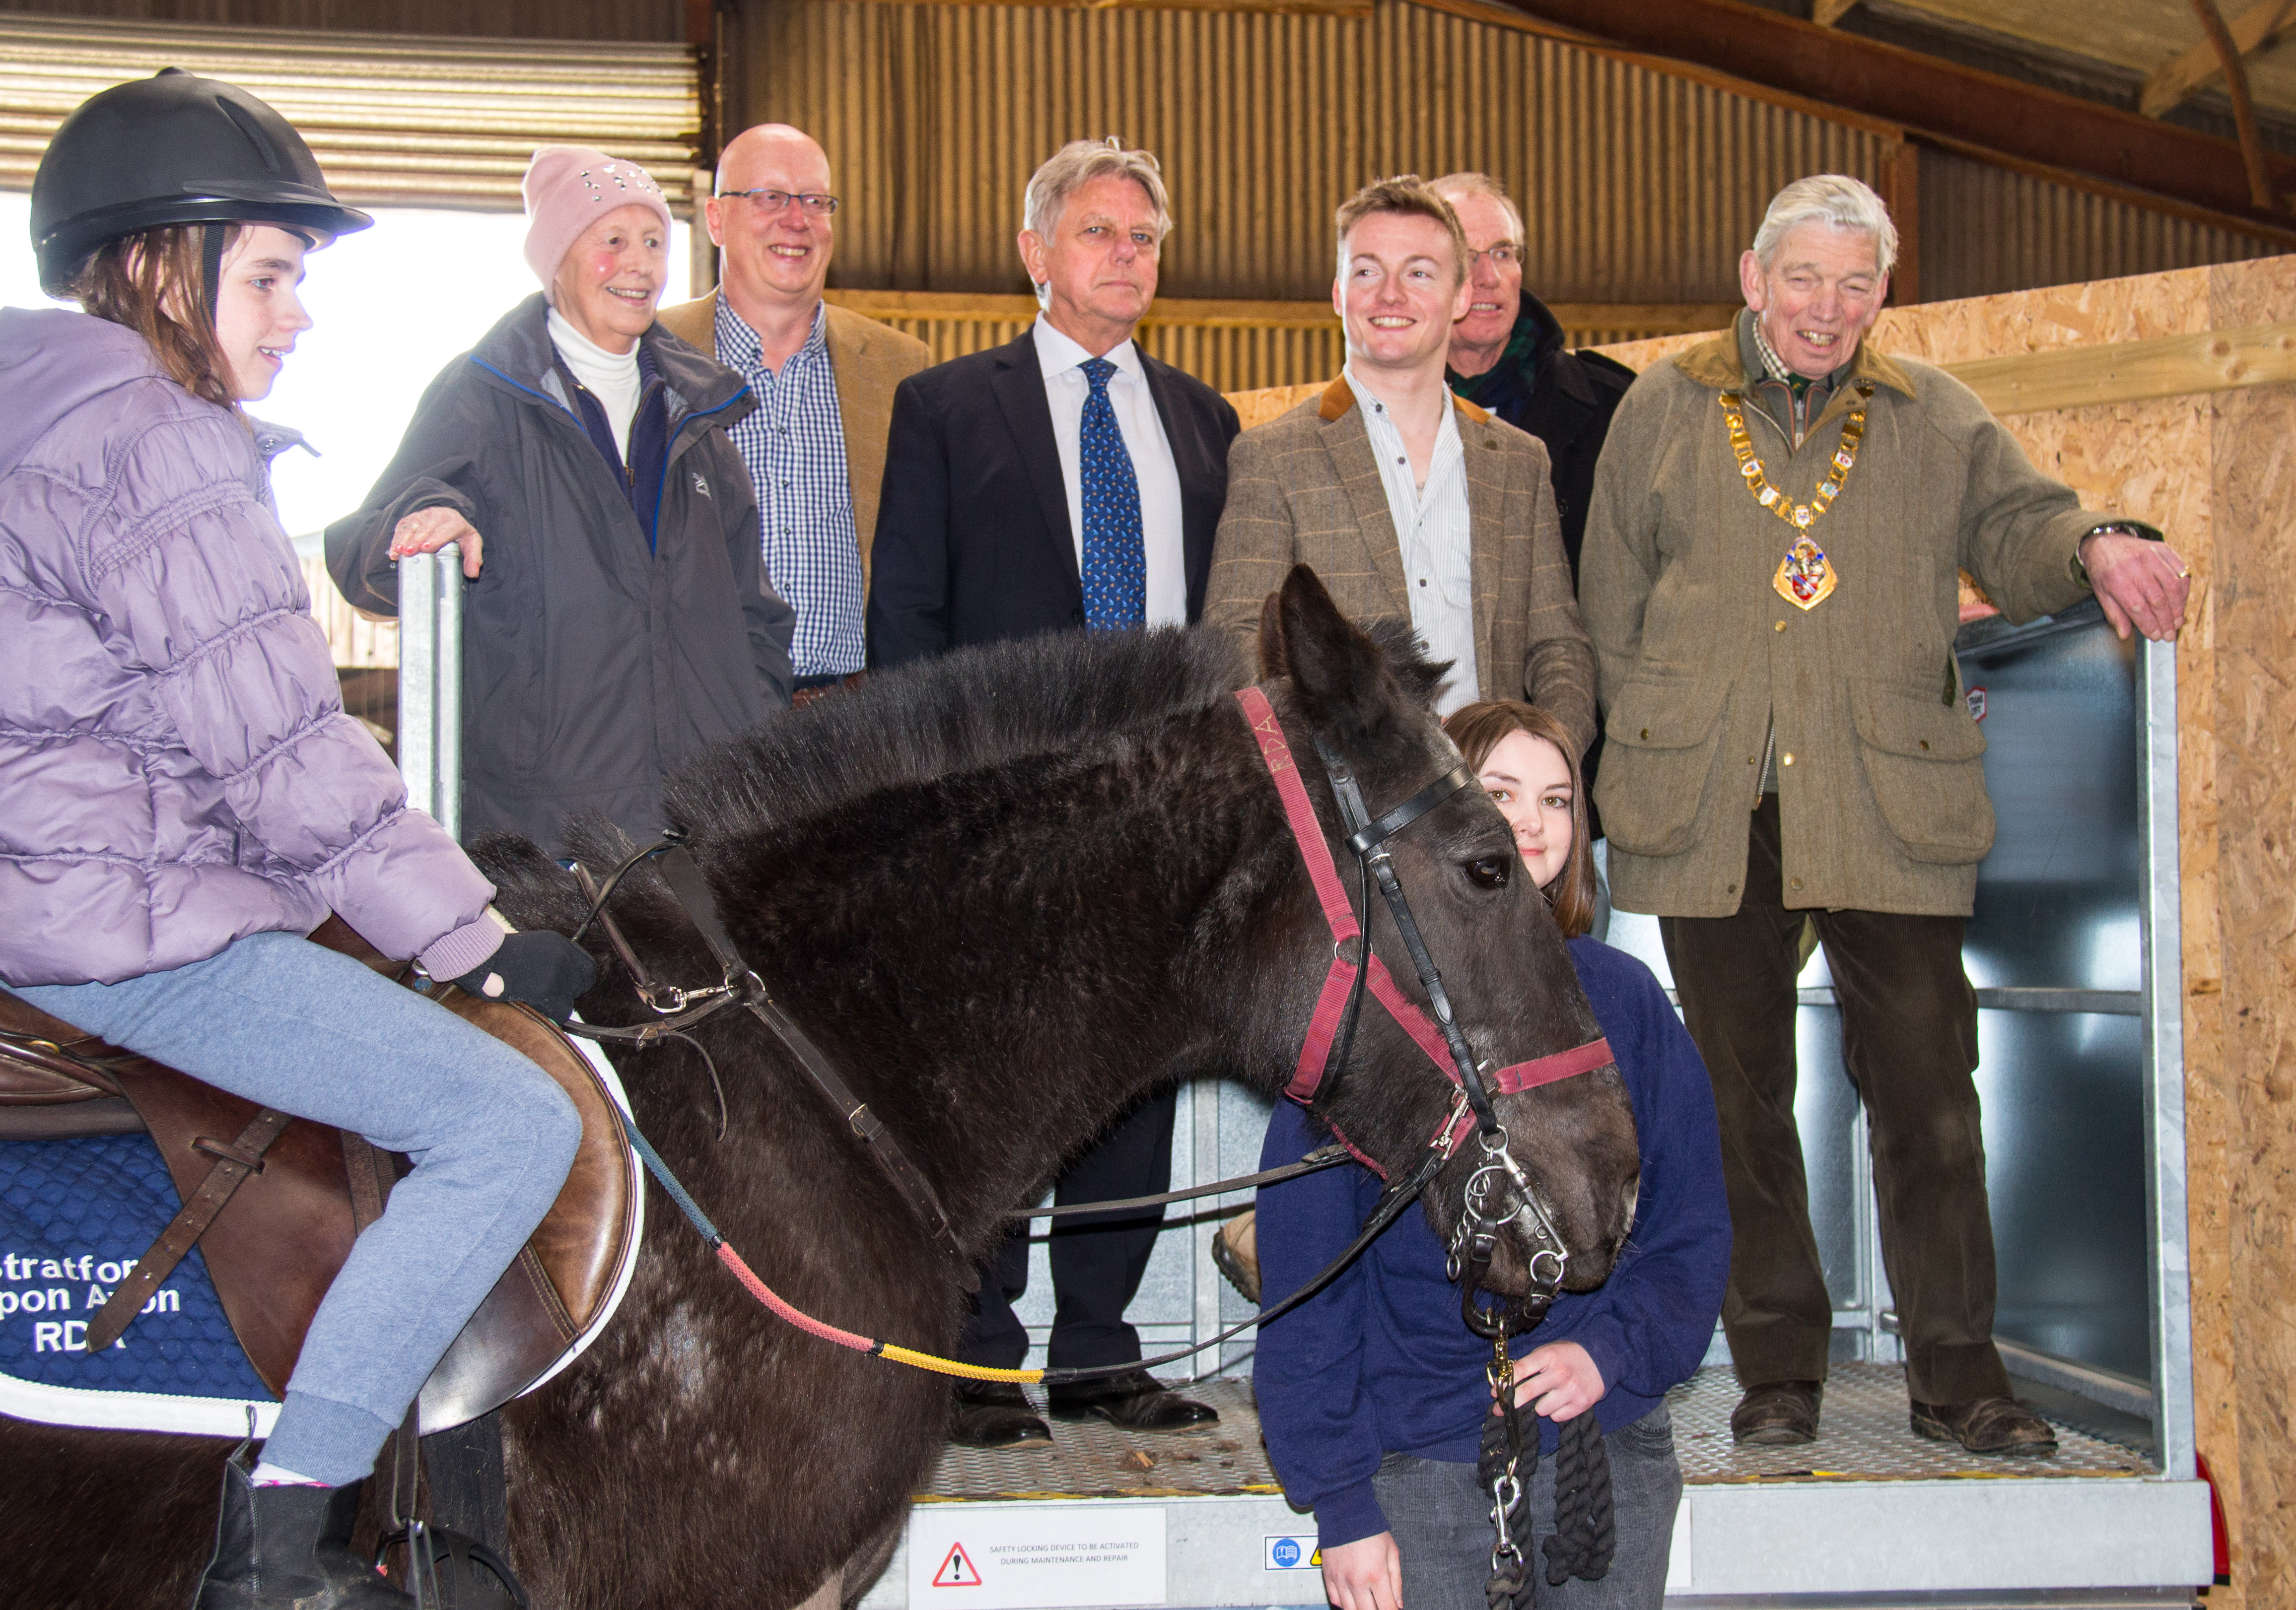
left=1, top=72, right=595, bottom=1608
left=1254, top=700, right=1732, bottom=1610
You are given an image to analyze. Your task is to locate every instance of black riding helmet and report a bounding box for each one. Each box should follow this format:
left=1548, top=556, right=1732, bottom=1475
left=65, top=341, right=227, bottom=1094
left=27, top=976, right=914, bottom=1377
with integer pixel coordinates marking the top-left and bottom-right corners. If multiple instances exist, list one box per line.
left=30, top=67, right=372, bottom=298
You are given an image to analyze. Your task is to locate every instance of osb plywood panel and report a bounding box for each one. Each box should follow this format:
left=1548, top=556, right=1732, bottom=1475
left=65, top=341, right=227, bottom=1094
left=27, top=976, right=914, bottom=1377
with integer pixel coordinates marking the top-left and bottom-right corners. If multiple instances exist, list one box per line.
left=2205, top=254, right=2296, bottom=1610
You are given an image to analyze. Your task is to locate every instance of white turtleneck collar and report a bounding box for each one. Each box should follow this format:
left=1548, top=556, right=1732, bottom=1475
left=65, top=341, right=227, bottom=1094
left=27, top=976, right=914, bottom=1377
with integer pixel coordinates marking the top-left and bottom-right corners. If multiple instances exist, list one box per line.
left=547, top=307, right=643, bottom=461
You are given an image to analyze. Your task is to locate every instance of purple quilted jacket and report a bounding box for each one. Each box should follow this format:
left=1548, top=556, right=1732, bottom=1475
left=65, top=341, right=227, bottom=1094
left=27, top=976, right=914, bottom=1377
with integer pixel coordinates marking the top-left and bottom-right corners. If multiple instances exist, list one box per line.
left=0, top=307, right=497, bottom=988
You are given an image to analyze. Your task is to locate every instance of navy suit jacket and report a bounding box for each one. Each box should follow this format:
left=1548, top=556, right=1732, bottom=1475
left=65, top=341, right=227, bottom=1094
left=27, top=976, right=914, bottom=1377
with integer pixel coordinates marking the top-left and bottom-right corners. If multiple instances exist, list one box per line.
left=866, top=327, right=1242, bottom=666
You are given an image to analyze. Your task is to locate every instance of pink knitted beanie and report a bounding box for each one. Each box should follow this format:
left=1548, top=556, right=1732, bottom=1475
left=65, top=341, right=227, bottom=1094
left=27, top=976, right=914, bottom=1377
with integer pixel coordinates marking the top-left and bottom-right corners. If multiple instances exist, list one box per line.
left=522, top=145, right=674, bottom=301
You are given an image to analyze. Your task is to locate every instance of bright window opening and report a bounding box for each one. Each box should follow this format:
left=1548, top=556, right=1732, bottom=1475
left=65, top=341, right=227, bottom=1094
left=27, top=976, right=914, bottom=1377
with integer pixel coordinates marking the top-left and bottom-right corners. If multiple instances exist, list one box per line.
left=0, top=194, right=691, bottom=537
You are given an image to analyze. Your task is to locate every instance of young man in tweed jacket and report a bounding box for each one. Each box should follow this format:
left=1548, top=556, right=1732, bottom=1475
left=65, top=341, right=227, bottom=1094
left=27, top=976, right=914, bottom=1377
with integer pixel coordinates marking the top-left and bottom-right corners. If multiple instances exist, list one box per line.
left=1203, top=176, right=1596, bottom=751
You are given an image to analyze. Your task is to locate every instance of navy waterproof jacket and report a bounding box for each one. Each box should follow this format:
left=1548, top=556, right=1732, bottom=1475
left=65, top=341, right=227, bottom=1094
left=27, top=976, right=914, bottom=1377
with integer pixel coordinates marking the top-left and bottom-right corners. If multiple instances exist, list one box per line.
left=327, top=293, right=795, bottom=852
left=1253, top=937, right=1731, bottom=1551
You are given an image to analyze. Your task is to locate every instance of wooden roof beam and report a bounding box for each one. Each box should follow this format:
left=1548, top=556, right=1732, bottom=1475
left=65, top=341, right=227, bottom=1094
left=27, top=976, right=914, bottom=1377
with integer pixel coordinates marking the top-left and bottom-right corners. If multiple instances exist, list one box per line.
left=1491, top=0, right=2296, bottom=229
left=2142, top=0, right=2296, bottom=118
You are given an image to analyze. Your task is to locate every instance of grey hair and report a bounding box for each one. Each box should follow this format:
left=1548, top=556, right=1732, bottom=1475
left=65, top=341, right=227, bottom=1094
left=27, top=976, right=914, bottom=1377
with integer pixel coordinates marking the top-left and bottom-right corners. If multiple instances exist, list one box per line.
left=1430, top=171, right=1525, bottom=245
left=1022, top=137, right=1172, bottom=244
left=1751, top=174, right=1898, bottom=277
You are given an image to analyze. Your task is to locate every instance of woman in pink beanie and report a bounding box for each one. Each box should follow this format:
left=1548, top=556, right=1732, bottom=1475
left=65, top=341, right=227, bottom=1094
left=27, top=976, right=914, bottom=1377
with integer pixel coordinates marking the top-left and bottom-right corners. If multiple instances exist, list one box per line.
left=327, top=147, right=795, bottom=854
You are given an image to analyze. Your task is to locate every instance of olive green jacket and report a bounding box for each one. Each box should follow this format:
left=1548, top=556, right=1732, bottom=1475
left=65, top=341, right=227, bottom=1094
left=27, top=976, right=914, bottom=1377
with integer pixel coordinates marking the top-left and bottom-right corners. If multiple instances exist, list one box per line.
left=1580, top=331, right=2117, bottom=919
left=1204, top=376, right=1598, bottom=756
left=654, top=291, right=930, bottom=591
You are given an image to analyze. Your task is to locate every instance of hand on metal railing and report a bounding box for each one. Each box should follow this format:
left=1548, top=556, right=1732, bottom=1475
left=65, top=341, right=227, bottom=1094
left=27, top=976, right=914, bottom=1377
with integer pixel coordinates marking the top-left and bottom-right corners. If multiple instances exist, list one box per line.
left=389, top=506, right=484, bottom=577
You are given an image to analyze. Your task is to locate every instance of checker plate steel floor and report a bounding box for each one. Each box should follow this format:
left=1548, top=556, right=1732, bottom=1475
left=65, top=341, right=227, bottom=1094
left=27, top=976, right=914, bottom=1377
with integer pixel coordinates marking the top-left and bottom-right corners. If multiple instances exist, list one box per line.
left=915, top=1365, right=2149, bottom=1502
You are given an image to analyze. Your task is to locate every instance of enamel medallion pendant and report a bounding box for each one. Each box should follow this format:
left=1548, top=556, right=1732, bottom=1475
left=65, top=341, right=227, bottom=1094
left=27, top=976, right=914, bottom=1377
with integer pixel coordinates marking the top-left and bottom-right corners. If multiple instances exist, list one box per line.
left=1773, top=535, right=1837, bottom=610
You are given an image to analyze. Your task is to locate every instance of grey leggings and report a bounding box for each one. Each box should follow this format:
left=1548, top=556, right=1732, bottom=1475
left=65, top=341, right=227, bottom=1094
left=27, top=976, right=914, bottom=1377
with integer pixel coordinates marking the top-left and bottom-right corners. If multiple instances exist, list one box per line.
left=1371, top=1405, right=1683, bottom=1610
left=11, top=929, right=581, bottom=1484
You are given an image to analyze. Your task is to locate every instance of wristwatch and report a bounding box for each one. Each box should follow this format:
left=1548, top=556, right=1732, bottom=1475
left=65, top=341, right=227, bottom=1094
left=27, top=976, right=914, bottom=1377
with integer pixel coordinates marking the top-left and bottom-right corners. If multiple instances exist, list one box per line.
left=2072, top=520, right=2165, bottom=588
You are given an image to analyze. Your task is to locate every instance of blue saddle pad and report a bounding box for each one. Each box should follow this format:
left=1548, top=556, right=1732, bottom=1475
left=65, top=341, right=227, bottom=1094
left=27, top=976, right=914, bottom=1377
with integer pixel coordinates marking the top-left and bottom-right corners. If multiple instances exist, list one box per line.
left=0, top=1131, right=278, bottom=1436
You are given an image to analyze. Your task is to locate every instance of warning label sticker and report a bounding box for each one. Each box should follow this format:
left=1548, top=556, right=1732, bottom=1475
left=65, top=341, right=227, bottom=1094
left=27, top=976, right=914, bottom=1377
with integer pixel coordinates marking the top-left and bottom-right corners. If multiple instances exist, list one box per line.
left=934, top=1543, right=982, bottom=1587
left=908, top=1505, right=1167, bottom=1608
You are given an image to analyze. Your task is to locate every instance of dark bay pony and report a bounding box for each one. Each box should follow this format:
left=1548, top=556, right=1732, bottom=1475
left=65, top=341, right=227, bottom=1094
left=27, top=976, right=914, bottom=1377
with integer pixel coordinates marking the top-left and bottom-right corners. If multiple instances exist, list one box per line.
left=0, top=567, right=1637, bottom=1609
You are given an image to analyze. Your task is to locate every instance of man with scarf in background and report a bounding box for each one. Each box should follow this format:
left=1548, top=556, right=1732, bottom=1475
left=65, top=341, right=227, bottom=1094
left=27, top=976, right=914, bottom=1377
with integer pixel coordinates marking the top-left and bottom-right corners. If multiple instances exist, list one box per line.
left=1432, top=172, right=1635, bottom=586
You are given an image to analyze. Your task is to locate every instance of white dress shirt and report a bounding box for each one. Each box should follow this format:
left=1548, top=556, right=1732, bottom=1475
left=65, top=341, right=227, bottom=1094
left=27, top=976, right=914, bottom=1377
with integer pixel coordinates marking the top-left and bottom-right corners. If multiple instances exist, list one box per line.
left=1034, top=314, right=1188, bottom=628
left=1345, top=365, right=1478, bottom=714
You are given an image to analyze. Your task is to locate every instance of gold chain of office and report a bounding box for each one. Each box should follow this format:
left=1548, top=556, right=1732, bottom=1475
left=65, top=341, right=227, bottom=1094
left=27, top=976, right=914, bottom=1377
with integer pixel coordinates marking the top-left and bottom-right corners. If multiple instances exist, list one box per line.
left=1720, top=381, right=1876, bottom=612
left=1717, top=382, right=1875, bottom=531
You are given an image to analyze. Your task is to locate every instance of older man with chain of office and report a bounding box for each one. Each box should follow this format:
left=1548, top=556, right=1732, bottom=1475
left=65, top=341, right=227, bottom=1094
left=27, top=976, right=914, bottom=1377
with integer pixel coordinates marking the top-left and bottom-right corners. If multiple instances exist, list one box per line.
left=1580, top=175, right=2190, bottom=1457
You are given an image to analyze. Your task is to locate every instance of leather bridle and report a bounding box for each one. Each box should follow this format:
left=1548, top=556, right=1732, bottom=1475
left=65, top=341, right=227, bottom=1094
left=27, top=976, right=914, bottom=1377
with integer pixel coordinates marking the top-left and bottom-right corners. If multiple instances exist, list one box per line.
left=1234, top=686, right=1614, bottom=1315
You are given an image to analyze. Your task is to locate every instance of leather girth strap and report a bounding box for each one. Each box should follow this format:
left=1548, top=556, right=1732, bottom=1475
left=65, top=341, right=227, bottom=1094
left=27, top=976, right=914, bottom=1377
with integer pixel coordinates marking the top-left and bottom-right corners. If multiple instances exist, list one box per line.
left=85, top=1106, right=294, bottom=1352
left=645, top=846, right=977, bottom=1289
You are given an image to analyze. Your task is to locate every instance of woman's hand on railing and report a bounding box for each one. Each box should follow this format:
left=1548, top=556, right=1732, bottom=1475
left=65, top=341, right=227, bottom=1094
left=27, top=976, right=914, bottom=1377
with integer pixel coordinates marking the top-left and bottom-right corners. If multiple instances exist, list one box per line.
left=389, top=505, right=484, bottom=578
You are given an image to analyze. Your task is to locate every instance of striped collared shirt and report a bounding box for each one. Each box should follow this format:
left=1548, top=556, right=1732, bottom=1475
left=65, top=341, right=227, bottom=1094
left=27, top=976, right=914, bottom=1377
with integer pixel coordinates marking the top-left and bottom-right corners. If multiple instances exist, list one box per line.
left=1345, top=365, right=1478, bottom=715
left=715, top=298, right=863, bottom=677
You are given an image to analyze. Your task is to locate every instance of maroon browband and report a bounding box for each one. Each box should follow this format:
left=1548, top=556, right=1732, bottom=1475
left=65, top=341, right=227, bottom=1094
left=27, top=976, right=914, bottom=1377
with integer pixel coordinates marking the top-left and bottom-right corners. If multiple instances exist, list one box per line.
left=1235, top=686, right=1613, bottom=1171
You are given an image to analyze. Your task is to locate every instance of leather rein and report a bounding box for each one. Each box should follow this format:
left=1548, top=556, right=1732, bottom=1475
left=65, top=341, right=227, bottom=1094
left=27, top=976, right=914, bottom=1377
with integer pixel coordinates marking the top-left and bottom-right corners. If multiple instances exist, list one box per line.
left=547, top=687, right=1610, bottom=1382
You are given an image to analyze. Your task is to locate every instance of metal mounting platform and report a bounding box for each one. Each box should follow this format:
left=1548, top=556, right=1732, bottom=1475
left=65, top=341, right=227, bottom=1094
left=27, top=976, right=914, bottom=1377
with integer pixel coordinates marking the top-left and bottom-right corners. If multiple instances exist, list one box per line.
left=857, top=1366, right=2208, bottom=1609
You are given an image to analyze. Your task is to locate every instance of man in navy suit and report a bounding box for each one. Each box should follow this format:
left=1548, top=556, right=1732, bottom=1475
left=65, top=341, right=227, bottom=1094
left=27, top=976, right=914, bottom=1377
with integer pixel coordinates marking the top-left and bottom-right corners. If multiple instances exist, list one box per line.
left=869, top=137, right=1239, bottom=1447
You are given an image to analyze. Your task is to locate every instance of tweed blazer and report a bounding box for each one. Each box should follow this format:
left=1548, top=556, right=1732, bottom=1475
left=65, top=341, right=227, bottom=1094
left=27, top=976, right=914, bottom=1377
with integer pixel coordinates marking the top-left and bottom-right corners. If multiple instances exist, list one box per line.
left=655, top=290, right=930, bottom=589
left=1580, top=331, right=2121, bottom=921
left=1203, top=376, right=1597, bottom=756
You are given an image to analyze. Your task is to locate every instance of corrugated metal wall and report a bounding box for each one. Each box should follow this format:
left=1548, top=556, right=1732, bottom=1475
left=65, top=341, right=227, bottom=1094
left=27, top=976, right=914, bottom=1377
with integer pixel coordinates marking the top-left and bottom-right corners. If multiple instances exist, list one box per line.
left=745, top=0, right=1893, bottom=305
left=0, top=13, right=701, bottom=207
left=1918, top=146, right=2276, bottom=304
left=0, top=0, right=682, bottom=41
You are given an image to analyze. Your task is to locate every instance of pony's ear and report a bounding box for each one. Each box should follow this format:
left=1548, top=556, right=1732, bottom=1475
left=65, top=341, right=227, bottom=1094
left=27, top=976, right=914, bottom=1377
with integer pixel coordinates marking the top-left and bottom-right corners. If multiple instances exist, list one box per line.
left=1277, top=564, right=1389, bottom=742
left=1363, top=618, right=1451, bottom=712
left=1255, top=589, right=1288, bottom=680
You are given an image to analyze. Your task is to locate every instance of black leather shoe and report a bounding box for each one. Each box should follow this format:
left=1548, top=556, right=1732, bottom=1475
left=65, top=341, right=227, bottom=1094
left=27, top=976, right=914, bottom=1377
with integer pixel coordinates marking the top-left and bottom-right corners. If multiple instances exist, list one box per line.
left=949, top=1380, right=1053, bottom=1450
left=195, top=1454, right=412, bottom=1608
left=1911, top=1396, right=2058, bottom=1456
left=1047, top=1370, right=1220, bottom=1432
left=1730, top=1380, right=1822, bottom=1446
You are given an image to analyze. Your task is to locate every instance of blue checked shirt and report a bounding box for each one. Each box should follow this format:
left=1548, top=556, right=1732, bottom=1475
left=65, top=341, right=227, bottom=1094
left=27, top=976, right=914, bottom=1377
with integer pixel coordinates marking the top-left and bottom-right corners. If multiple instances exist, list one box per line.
left=715, top=298, right=864, bottom=676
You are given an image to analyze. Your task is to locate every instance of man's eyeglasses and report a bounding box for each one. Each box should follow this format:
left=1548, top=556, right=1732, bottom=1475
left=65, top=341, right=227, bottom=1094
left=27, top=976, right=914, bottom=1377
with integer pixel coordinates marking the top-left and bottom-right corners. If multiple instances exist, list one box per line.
left=1466, top=243, right=1523, bottom=270
left=717, top=188, right=841, bottom=216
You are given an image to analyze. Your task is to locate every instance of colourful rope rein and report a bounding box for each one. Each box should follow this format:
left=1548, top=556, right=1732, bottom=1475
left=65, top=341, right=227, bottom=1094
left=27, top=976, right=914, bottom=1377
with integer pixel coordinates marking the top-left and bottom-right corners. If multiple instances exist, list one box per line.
left=621, top=1116, right=1044, bottom=1383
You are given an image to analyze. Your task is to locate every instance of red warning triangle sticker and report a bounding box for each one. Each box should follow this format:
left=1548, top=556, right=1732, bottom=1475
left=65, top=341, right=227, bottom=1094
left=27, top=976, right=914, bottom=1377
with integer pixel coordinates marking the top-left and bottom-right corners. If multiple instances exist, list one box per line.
left=933, top=1543, right=982, bottom=1587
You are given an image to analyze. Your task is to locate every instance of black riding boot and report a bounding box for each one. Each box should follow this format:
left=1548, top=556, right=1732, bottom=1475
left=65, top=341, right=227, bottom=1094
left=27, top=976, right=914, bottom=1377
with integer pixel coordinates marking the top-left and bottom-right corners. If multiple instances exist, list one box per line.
left=194, top=1454, right=414, bottom=1608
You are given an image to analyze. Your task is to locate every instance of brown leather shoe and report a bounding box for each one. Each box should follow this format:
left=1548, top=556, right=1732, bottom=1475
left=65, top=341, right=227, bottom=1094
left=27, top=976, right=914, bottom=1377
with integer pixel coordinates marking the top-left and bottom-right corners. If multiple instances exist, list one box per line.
left=1910, top=1396, right=2058, bottom=1456
left=1048, top=1370, right=1220, bottom=1432
left=1212, top=1211, right=1261, bottom=1304
left=949, top=1380, right=1052, bottom=1449
left=1731, top=1380, right=1822, bottom=1445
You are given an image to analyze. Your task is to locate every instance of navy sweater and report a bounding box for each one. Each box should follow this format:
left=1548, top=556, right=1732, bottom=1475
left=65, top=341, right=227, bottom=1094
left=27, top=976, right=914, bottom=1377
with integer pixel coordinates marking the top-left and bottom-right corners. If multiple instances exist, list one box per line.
left=1253, top=937, right=1731, bottom=1551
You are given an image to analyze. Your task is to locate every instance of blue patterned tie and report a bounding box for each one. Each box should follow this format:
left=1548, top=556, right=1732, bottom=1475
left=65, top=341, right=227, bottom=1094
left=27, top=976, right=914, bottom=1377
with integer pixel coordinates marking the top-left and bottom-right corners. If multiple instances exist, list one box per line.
left=1078, top=355, right=1146, bottom=630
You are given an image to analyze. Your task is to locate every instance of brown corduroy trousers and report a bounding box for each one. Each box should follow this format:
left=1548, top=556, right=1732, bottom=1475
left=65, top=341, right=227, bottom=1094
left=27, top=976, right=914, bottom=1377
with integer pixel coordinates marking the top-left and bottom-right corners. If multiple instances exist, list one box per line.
left=1659, top=795, right=2013, bottom=1407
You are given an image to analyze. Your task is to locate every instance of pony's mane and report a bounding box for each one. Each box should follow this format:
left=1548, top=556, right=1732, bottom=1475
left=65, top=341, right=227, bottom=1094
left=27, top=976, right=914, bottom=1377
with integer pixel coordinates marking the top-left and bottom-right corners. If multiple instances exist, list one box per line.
left=659, top=625, right=1251, bottom=840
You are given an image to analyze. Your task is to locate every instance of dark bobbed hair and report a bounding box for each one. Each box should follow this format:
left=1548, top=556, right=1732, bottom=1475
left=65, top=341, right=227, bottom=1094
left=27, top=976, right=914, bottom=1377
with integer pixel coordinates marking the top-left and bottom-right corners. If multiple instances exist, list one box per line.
left=1444, top=699, right=1597, bottom=939
left=73, top=223, right=242, bottom=412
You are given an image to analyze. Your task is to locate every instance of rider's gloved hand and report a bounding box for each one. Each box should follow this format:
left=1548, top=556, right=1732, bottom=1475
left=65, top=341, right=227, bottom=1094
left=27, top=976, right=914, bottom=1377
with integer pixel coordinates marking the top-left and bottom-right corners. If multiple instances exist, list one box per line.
left=452, top=931, right=597, bottom=1023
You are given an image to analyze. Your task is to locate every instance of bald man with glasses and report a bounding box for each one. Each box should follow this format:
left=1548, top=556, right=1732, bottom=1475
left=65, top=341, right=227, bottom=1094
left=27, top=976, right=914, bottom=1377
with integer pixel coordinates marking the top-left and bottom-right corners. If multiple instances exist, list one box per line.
left=659, top=124, right=930, bottom=705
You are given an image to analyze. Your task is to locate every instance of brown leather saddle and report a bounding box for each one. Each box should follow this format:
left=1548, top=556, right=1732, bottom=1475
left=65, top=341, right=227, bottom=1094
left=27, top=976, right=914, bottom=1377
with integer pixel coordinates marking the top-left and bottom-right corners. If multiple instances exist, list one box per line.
left=0, top=917, right=638, bottom=1432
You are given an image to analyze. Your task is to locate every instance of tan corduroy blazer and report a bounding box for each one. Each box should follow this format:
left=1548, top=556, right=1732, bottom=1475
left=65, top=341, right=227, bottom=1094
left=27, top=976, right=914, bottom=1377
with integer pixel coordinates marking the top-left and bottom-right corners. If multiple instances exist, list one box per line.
left=1203, top=376, right=1598, bottom=756
left=1580, top=331, right=2116, bottom=921
left=655, top=290, right=930, bottom=589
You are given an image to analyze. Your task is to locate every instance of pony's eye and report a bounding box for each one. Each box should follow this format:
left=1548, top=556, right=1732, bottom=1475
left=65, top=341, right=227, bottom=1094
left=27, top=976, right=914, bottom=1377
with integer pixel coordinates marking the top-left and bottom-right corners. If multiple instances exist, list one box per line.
left=1466, top=856, right=1512, bottom=889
